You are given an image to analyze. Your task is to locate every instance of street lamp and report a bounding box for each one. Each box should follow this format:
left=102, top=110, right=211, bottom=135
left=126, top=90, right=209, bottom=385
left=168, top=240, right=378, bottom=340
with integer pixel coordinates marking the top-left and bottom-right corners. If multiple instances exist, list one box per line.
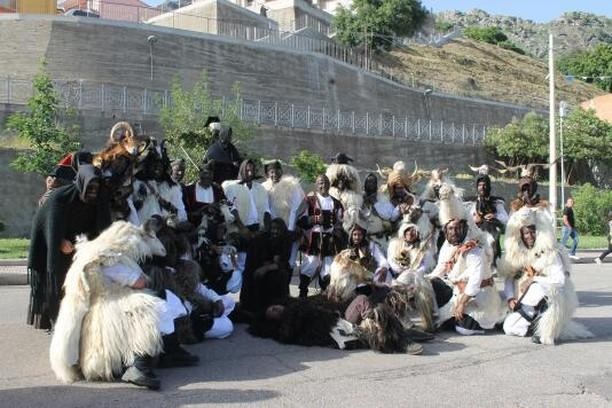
left=548, top=32, right=557, bottom=221
left=559, top=100, right=568, bottom=209
left=147, top=35, right=158, bottom=81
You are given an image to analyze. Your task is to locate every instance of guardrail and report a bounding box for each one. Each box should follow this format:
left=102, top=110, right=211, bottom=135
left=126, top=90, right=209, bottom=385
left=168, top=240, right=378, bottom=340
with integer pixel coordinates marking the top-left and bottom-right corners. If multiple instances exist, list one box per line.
left=0, top=78, right=487, bottom=144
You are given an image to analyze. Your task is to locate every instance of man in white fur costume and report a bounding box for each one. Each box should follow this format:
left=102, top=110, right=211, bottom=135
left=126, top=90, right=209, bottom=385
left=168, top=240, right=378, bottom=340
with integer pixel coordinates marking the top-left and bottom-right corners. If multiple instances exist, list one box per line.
left=498, top=207, right=593, bottom=345
left=262, top=160, right=305, bottom=270
left=222, top=159, right=271, bottom=292
left=359, top=173, right=398, bottom=252
left=427, top=184, right=505, bottom=335
left=49, top=220, right=197, bottom=390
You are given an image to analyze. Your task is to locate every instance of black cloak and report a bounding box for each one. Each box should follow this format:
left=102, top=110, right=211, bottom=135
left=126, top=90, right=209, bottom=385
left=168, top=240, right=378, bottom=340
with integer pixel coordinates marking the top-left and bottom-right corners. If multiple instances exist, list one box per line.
left=27, top=165, right=111, bottom=330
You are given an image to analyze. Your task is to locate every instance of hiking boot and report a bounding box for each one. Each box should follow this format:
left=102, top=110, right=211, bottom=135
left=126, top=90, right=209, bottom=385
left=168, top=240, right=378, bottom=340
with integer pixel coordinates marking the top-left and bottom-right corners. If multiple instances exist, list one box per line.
left=404, top=341, right=424, bottom=355
left=121, top=366, right=160, bottom=390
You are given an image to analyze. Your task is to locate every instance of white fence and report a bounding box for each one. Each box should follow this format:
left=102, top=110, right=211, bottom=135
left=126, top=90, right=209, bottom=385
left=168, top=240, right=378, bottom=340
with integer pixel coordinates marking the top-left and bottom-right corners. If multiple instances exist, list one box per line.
left=0, top=78, right=487, bottom=144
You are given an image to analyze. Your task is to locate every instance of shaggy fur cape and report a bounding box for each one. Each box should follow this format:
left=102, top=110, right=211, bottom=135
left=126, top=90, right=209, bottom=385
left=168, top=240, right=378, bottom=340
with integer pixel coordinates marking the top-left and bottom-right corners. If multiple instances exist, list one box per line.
left=222, top=180, right=269, bottom=228
left=262, top=176, right=304, bottom=226
left=49, top=221, right=166, bottom=383
left=498, top=207, right=593, bottom=344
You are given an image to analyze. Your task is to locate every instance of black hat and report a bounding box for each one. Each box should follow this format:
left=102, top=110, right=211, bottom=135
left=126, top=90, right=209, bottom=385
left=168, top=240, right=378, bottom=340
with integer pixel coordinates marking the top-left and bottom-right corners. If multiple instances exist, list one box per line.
left=48, top=165, right=76, bottom=181
left=205, top=116, right=221, bottom=128
left=331, top=153, right=353, bottom=164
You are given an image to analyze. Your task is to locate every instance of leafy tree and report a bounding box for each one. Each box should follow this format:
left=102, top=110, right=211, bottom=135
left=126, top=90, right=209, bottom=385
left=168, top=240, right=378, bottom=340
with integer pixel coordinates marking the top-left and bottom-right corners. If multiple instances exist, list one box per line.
left=333, top=0, right=428, bottom=50
left=484, top=112, right=549, bottom=165
left=562, top=108, right=612, bottom=180
left=159, top=72, right=254, bottom=182
left=290, top=150, right=327, bottom=183
left=557, top=43, right=612, bottom=92
left=434, top=19, right=454, bottom=34
left=6, top=65, right=80, bottom=176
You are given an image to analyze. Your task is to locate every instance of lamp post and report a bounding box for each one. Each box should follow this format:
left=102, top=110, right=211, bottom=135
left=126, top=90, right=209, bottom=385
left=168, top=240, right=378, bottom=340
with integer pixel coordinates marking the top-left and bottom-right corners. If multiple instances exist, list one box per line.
left=147, top=35, right=158, bottom=82
left=559, top=100, right=568, bottom=209
left=548, top=32, right=557, bottom=221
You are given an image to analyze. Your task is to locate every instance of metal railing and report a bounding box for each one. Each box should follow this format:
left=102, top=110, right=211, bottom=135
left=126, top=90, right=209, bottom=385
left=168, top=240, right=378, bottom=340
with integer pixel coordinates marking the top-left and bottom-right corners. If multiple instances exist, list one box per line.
left=1, top=78, right=487, bottom=144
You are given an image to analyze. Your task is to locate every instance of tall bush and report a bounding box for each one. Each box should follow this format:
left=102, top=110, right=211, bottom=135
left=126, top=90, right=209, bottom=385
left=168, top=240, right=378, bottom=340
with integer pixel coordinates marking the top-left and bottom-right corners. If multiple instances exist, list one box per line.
left=290, top=150, right=327, bottom=183
left=6, top=65, right=80, bottom=176
left=571, top=183, right=612, bottom=235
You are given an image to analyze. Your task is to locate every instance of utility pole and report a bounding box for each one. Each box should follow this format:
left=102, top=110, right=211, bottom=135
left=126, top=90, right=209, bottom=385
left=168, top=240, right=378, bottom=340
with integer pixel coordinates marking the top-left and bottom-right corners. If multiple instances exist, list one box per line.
left=559, top=100, right=568, bottom=209
left=548, top=32, right=557, bottom=222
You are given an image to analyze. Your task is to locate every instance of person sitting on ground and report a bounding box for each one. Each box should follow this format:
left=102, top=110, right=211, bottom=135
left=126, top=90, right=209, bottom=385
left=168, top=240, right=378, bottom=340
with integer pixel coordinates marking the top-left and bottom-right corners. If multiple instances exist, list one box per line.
left=238, top=218, right=292, bottom=321
left=498, top=207, right=593, bottom=345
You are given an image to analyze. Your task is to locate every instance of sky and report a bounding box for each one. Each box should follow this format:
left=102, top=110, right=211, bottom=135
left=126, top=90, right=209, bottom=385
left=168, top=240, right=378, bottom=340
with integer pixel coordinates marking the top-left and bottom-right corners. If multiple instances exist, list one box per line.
left=144, top=0, right=611, bottom=22
left=419, top=0, right=611, bottom=23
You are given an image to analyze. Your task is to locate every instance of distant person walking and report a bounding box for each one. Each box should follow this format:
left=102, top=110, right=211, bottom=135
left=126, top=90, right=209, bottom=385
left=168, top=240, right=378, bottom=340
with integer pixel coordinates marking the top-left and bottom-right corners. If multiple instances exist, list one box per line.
left=594, top=211, right=612, bottom=265
left=561, top=197, right=580, bottom=260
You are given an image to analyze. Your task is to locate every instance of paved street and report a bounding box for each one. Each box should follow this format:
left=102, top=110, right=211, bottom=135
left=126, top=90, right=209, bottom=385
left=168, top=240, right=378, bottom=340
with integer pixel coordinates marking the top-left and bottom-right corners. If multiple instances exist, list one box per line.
left=0, top=261, right=611, bottom=408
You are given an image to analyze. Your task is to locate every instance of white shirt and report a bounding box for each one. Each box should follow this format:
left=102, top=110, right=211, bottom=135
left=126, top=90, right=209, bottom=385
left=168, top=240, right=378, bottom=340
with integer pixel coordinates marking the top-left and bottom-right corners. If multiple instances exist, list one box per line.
left=469, top=200, right=509, bottom=225
left=312, top=193, right=337, bottom=233
left=101, top=262, right=142, bottom=287
left=429, top=240, right=484, bottom=297
left=195, top=184, right=214, bottom=204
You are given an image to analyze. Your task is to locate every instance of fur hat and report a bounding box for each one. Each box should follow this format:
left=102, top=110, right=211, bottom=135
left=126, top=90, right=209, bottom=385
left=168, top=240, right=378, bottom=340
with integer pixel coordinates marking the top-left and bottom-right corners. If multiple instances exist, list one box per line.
left=437, top=183, right=467, bottom=226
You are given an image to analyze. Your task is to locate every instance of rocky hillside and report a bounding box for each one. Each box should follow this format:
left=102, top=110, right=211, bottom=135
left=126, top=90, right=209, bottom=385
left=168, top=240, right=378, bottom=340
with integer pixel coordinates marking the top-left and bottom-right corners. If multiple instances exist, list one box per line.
left=436, top=9, right=612, bottom=58
left=376, top=37, right=604, bottom=110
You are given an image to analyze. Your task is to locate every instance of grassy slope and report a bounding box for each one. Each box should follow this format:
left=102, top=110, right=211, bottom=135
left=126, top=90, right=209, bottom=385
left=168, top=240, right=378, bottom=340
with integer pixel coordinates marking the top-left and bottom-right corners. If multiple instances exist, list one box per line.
left=377, top=38, right=604, bottom=110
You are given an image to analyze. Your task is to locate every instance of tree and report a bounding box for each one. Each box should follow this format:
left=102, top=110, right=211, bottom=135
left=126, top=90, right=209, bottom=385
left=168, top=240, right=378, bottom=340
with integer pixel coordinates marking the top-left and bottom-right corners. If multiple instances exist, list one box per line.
left=290, top=150, right=327, bottom=183
left=6, top=65, right=80, bottom=176
left=557, top=43, right=612, bottom=92
left=562, top=108, right=612, bottom=181
left=159, top=72, right=255, bottom=182
left=484, top=111, right=549, bottom=165
left=333, top=0, right=428, bottom=50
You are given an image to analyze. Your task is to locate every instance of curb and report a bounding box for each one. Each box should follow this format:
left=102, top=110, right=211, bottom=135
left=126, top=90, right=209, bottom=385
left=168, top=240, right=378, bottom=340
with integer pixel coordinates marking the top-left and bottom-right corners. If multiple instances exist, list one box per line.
left=0, top=273, right=28, bottom=286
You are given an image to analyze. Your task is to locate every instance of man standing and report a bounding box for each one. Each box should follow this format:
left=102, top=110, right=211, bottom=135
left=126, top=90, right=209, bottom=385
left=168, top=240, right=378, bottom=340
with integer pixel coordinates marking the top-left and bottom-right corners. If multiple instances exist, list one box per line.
left=170, top=159, right=186, bottom=186
left=262, top=160, right=305, bottom=271
left=205, top=127, right=242, bottom=185
left=468, top=173, right=508, bottom=263
left=561, top=197, right=580, bottom=260
left=28, top=165, right=112, bottom=330
left=222, top=159, right=271, bottom=292
left=296, top=174, right=344, bottom=297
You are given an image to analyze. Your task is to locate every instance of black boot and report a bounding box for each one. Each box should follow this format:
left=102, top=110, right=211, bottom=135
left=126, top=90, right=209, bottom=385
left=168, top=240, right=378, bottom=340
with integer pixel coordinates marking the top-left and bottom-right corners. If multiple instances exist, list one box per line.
left=158, top=332, right=200, bottom=368
left=122, top=355, right=160, bottom=390
left=319, top=274, right=331, bottom=292
left=299, top=274, right=311, bottom=298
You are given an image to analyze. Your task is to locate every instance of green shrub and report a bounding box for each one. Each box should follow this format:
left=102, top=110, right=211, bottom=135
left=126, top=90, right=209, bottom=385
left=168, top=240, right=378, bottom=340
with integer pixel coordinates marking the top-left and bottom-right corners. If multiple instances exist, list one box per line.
left=464, top=26, right=507, bottom=44
left=571, top=183, right=612, bottom=235
left=290, top=150, right=327, bottom=183
left=434, top=20, right=454, bottom=33
left=498, top=40, right=526, bottom=55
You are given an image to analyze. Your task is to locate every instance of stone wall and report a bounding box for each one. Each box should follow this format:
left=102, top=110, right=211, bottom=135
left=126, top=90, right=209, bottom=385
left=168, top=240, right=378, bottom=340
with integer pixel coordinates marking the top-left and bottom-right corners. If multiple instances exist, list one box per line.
left=0, top=15, right=535, bottom=127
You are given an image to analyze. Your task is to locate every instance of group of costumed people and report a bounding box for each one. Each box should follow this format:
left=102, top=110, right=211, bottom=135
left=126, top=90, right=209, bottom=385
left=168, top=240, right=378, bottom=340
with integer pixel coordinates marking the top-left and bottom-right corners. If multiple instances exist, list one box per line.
left=27, top=119, right=593, bottom=391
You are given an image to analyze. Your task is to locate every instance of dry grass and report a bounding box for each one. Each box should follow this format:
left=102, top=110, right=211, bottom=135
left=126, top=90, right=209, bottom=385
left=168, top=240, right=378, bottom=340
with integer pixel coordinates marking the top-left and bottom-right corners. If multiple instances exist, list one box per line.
left=378, top=38, right=604, bottom=110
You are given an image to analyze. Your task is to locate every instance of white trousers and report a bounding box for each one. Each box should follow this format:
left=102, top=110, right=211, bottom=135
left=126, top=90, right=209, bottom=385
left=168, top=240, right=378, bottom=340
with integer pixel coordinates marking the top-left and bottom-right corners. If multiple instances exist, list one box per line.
left=300, top=255, right=333, bottom=278
left=158, top=289, right=188, bottom=335
left=503, top=282, right=547, bottom=337
left=226, top=252, right=247, bottom=293
left=205, top=295, right=235, bottom=339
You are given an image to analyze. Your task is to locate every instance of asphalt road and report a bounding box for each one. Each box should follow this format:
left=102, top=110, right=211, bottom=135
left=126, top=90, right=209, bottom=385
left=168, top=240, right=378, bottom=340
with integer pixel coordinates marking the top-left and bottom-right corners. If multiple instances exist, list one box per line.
left=0, top=261, right=611, bottom=408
